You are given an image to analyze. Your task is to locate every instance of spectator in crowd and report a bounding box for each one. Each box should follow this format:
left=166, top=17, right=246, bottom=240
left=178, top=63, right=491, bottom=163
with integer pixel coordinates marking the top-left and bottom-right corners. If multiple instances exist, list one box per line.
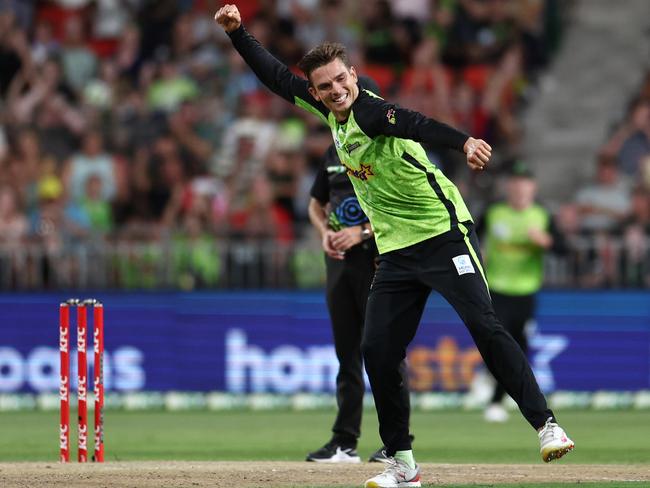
left=114, top=24, right=143, bottom=80
left=173, top=203, right=222, bottom=290
left=35, top=155, right=64, bottom=215
left=167, top=100, right=215, bottom=176
left=7, top=57, right=77, bottom=122
left=0, top=184, right=28, bottom=246
left=601, top=98, right=650, bottom=177
left=294, top=0, right=359, bottom=54
left=60, top=15, right=97, bottom=92
left=137, top=0, right=178, bottom=62
left=1, top=0, right=33, bottom=30
left=7, top=58, right=84, bottom=161
left=28, top=178, right=93, bottom=288
left=64, top=129, right=118, bottom=203
left=574, top=155, right=632, bottom=287
left=0, top=10, right=30, bottom=97
left=265, top=147, right=300, bottom=220
left=30, top=20, right=59, bottom=66
left=147, top=57, right=199, bottom=113
left=83, top=59, right=119, bottom=111
left=575, top=155, right=631, bottom=235
left=396, top=37, right=453, bottom=123
left=146, top=134, right=190, bottom=227
left=79, top=174, right=113, bottom=235
left=617, top=99, right=650, bottom=176
left=619, top=187, right=650, bottom=287
left=226, top=174, right=294, bottom=287
left=5, top=128, right=50, bottom=214
left=0, top=183, right=28, bottom=287
left=360, top=1, right=403, bottom=68
left=444, top=0, right=518, bottom=67
left=213, top=91, right=278, bottom=179
left=228, top=174, right=294, bottom=244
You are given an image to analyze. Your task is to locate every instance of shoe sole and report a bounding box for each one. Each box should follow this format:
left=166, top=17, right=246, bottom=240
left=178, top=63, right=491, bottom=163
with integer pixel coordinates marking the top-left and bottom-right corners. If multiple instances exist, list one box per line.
left=306, top=456, right=361, bottom=464
left=542, top=443, right=575, bottom=462
left=364, top=480, right=421, bottom=488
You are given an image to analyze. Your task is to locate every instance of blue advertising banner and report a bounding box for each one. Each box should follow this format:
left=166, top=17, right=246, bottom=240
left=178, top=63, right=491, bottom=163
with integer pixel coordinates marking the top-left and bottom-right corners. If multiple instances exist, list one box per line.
left=0, top=291, right=648, bottom=394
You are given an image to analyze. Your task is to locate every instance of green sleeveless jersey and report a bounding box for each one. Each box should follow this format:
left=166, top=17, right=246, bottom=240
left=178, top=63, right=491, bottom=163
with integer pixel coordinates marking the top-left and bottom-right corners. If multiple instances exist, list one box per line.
left=482, top=202, right=550, bottom=295
left=229, top=26, right=473, bottom=253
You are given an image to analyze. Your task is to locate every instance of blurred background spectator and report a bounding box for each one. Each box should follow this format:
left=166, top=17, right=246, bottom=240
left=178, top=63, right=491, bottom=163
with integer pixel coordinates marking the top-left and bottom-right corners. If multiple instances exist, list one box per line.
left=0, top=0, right=647, bottom=291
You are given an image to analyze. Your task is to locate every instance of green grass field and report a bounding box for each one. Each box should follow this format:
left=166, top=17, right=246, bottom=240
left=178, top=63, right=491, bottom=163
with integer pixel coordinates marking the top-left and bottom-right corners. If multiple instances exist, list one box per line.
left=1, top=409, right=648, bottom=487
left=0, top=409, right=648, bottom=463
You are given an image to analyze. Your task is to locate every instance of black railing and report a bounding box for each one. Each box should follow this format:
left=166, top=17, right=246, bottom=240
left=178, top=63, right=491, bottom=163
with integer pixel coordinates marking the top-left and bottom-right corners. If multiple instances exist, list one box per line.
left=1, top=234, right=648, bottom=290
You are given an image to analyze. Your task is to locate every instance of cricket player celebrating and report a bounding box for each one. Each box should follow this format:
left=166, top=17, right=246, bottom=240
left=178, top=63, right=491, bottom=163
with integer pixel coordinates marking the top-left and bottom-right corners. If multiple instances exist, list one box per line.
left=216, top=5, right=574, bottom=487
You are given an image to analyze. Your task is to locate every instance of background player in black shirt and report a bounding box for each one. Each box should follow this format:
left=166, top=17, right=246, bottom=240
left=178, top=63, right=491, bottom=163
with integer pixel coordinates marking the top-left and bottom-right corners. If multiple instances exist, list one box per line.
left=306, top=76, right=393, bottom=464
left=306, top=143, right=383, bottom=463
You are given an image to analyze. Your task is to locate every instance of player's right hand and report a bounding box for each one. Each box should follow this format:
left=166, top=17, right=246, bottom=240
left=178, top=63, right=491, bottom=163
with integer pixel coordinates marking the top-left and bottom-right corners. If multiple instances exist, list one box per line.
left=215, top=4, right=242, bottom=33
left=464, top=137, right=492, bottom=171
left=323, top=230, right=344, bottom=260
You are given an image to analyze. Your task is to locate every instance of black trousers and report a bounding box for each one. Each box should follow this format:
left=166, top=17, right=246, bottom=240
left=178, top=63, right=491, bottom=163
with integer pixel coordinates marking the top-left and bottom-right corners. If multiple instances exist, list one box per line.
left=490, top=292, right=535, bottom=404
left=326, top=240, right=376, bottom=447
left=362, top=225, right=554, bottom=455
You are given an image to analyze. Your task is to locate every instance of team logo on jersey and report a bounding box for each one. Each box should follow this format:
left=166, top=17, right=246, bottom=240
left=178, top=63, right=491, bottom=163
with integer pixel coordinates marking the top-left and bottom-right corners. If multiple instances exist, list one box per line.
left=329, top=196, right=368, bottom=230
left=341, top=161, right=374, bottom=181
left=386, top=108, right=396, bottom=125
left=345, top=142, right=361, bottom=154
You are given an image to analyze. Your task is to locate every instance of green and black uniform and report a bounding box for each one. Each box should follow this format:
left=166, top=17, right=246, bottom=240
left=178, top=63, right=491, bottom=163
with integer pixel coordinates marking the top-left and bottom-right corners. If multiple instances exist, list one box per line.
left=477, top=202, right=565, bottom=404
left=228, top=25, right=556, bottom=455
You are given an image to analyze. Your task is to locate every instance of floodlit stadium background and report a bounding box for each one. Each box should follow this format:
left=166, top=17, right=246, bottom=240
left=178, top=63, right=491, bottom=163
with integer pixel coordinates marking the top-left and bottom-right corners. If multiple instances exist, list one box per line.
left=1, top=0, right=649, bottom=416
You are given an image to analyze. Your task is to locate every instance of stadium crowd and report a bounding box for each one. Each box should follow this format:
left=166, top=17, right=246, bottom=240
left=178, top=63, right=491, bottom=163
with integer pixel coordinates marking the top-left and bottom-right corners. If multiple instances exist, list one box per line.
left=552, top=70, right=650, bottom=288
left=0, top=0, right=647, bottom=289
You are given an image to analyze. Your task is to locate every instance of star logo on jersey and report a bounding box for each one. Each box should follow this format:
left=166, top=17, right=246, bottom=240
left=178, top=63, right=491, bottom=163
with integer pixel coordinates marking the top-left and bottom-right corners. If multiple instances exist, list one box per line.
left=386, top=108, right=396, bottom=125
left=341, top=161, right=374, bottom=181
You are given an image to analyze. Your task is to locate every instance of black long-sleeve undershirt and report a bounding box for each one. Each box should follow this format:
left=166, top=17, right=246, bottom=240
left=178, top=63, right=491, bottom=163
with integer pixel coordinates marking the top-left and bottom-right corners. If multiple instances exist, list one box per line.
left=228, top=25, right=469, bottom=153
left=351, top=91, right=469, bottom=152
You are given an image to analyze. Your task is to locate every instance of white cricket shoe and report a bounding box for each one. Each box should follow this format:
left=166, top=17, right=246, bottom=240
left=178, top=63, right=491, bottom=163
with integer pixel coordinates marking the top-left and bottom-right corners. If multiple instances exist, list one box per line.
left=364, top=457, right=421, bottom=488
left=306, top=441, right=361, bottom=463
left=484, top=403, right=509, bottom=423
left=538, top=417, right=575, bottom=462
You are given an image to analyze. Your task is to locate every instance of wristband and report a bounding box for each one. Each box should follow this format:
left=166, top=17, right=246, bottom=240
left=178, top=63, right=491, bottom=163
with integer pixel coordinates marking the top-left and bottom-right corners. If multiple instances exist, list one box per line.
left=361, top=224, right=372, bottom=240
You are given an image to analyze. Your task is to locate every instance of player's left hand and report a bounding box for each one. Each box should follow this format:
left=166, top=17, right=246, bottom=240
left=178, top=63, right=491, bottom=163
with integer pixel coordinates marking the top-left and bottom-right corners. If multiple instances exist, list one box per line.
left=464, top=137, right=492, bottom=171
left=330, top=226, right=363, bottom=252
left=528, top=227, right=552, bottom=248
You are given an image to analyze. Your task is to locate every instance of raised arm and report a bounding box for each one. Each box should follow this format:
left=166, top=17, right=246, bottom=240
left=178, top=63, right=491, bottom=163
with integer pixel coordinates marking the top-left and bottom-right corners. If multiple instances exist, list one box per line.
left=215, top=4, right=328, bottom=121
left=354, top=93, right=492, bottom=170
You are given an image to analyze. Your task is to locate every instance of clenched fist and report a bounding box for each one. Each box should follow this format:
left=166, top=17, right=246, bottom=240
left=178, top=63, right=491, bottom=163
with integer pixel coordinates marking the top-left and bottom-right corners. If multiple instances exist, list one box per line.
left=215, top=4, right=242, bottom=33
left=464, top=137, right=492, bottom=171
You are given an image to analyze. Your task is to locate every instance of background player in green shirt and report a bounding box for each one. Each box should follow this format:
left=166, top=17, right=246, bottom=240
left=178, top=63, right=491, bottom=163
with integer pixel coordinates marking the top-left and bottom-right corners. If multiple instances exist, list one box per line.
left=216, top=5, right=575, bottom=487
left=477, top=162, right=566, bottom=423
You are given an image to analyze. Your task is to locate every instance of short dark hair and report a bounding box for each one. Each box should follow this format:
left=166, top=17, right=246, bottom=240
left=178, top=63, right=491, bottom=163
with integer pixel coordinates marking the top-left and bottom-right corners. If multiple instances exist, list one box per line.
left=298, top=42, right=350, bottom=81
